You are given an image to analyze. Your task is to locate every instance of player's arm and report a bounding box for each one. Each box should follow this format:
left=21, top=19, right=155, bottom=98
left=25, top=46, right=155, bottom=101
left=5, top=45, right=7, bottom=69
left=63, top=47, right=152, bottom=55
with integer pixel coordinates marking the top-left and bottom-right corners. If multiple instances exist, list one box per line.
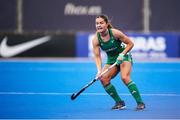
left=112, top=28, right=134, bottom=55
left=92, top=34, right=102, bottom=74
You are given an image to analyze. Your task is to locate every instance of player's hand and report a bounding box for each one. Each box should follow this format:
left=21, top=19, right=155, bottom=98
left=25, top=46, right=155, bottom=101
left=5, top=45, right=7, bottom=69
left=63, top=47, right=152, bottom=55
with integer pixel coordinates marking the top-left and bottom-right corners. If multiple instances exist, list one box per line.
left=116, top=53, right=125, bottom=65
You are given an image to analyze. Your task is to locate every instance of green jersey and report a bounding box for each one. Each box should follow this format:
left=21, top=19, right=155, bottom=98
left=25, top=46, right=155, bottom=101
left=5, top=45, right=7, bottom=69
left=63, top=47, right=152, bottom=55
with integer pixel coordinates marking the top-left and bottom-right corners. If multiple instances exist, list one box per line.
left=97, top=29, right=125, bottom=64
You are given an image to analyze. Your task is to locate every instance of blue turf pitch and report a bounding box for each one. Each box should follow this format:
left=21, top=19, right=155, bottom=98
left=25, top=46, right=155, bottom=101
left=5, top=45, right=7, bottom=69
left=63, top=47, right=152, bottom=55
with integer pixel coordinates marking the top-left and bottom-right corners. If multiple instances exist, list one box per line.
left=0, top=59, right=180, bottom=119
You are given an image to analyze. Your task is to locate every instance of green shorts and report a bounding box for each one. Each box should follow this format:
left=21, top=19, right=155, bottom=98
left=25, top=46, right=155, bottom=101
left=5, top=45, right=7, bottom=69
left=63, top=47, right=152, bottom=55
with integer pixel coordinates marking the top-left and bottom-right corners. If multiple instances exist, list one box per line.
left=106, top=53, right=133, bottom=65
left=123, top=53, right=133, bottom=63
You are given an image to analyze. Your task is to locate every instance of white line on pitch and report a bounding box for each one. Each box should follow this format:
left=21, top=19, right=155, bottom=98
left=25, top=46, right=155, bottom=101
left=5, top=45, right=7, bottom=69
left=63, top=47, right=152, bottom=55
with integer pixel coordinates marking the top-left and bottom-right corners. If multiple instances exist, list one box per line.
left=0, top=92, right=180, bottom=96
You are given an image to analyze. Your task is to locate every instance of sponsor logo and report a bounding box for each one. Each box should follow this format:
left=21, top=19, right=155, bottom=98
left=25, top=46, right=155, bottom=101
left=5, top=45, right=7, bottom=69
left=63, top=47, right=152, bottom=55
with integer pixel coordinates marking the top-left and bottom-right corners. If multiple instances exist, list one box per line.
left=129, top=36, right=167, bottom=58
left=104, top=47, right=118, bottom=52
left=130, top=36, right=166, bottom=52
left=64, top=3, right=102, bottom=15
left=0, top=36, right=51, bottom=58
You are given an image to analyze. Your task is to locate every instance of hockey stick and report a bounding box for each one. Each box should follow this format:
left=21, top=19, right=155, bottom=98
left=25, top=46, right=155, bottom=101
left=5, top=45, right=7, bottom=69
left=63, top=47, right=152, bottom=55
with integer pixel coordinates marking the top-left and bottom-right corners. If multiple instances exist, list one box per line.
left=71, top=62, right=117, bottom=100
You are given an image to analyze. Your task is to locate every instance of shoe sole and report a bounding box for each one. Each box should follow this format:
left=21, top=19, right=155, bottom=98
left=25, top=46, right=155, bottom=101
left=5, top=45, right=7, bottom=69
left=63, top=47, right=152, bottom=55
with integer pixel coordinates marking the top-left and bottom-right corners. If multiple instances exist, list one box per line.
left=112, top=106, right=126, bottom=110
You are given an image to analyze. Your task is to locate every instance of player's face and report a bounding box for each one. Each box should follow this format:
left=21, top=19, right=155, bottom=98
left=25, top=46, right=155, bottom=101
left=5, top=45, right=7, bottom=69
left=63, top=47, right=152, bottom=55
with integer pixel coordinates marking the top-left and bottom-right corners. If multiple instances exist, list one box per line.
left=95, top=17, right=108, bottom=33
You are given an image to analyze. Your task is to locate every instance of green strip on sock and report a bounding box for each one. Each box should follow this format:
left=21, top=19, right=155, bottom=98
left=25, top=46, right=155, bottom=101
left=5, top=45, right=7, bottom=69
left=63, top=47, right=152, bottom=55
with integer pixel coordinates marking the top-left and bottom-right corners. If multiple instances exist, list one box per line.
left=104, top=83, right=122, bottom=102
left=127, top=81, right=143, bottom=104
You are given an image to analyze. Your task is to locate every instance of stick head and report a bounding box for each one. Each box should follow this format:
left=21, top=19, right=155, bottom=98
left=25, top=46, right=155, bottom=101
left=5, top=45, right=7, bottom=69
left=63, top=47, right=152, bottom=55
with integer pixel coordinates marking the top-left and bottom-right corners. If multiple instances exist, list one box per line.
left=71, top=93, right=76, bottom=100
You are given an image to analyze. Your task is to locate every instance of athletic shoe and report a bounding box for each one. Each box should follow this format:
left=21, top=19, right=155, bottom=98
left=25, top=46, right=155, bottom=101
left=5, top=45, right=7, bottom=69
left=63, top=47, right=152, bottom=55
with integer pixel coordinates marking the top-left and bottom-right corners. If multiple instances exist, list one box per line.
left=136, top=102, right=145, bottom=111
left=112, top=101, right=126, bottom=110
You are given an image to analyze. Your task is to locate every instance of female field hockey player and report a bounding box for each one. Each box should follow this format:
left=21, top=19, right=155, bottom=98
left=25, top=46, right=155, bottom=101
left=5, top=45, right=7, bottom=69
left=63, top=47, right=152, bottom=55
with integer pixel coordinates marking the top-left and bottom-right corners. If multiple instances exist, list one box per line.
left=92, top=14, right=145, bottom=110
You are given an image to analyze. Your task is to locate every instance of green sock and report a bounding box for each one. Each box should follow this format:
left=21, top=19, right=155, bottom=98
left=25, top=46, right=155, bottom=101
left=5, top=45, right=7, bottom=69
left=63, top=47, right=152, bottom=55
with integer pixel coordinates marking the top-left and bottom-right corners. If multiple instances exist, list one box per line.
left=127, top=81, right=143, bottom=104
left=104, top=83, right=122, bottom=102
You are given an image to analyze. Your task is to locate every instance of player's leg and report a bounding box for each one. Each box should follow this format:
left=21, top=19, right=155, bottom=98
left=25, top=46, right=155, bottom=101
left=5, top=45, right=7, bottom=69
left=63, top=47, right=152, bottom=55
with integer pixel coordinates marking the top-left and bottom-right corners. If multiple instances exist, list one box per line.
left=100, top=64, right=126, bottom=110
left=120, top=61, right=145, bottom=110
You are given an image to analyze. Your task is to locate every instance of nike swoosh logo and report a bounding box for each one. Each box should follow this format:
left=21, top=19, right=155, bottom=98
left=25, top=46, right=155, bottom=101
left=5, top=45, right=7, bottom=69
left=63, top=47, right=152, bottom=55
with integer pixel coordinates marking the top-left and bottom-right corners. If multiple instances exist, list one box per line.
left=0, top=36, right=51, bottom=58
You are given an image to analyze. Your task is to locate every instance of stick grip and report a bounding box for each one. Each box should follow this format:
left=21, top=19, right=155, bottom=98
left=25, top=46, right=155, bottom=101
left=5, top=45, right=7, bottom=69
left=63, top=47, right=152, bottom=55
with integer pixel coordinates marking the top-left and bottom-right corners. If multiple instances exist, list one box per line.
left=95, top=62, right=117, bottom=79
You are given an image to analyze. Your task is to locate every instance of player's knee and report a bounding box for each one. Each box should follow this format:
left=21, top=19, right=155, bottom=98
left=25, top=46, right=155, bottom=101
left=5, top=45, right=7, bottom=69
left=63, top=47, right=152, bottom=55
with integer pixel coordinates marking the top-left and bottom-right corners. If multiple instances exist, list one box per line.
left=100, top=76, right=111, bottom=86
